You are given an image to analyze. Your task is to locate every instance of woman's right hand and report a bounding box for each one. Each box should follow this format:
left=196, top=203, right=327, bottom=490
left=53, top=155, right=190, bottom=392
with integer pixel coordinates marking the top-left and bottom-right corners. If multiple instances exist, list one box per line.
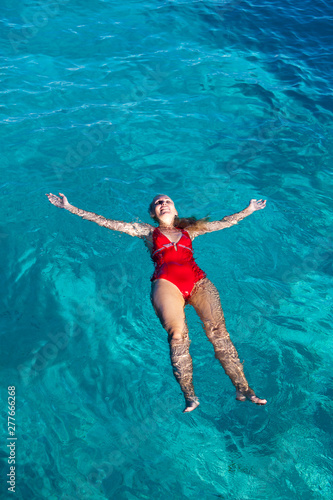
left=46, top=192, right=71, bottom=209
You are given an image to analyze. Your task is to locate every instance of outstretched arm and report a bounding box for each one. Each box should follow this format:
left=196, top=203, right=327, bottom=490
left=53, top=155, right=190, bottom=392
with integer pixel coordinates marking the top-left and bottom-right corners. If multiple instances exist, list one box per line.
left=46, top=193, right=153, bottom=238
left=187, top=199, right=266, bottom=239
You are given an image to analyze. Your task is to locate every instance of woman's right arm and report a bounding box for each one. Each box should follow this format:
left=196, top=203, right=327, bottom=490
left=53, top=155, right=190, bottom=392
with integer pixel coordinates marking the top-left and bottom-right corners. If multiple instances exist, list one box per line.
left=46, top=192, right=153, bottom=238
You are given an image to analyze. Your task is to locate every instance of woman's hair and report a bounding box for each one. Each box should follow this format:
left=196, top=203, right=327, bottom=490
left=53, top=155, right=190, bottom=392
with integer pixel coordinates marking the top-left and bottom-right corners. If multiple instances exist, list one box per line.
left=173, top=215, right=209, bottom=230
left=148, top=196, right=209, bottom=231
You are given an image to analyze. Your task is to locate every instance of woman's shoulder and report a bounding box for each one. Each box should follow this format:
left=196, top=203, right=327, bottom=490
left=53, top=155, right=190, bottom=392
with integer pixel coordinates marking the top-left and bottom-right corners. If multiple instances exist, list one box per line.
left=132, top=222, right=156, bottom=237
left=181, top=226, right=196, bottom=241
left=182, top=224, right=209, bottom=241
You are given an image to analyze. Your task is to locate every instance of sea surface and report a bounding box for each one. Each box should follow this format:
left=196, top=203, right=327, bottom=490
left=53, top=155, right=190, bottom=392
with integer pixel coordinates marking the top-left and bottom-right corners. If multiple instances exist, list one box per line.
left=1, top=0, right=333, bottom=498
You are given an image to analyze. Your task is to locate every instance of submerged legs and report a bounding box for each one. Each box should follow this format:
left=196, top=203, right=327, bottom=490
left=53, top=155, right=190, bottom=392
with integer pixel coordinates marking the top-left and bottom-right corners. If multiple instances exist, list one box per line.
left=151, top=277, right=266, bottom=412
left=168, top=330, right=199, bottom=412
left=188, top=278, right=267, bottom=406
left=151, top=279, right=199, bottom=413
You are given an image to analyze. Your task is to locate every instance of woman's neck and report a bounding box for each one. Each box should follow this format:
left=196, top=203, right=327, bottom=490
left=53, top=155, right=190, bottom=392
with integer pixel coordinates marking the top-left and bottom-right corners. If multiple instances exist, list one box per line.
left=159, top=224, right=176, bottom=230
left=158, top=217, right=176, bottom=229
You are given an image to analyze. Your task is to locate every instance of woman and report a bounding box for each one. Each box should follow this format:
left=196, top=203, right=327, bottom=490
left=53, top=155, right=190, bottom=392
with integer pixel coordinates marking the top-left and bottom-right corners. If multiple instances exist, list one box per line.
left=46, top=192, right=267, bottom=413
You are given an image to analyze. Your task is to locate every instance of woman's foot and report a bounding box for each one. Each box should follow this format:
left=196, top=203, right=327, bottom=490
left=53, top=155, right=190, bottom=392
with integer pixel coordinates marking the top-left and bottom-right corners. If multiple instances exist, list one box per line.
left=236, top=389, right=267, bottom=406
left=183, top=398, right=200, bottom=413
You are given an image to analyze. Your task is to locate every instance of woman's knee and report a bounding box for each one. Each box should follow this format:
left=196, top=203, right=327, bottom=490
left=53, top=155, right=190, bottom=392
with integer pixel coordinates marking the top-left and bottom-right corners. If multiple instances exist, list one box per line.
left=160, top=318, right=188, bottom=342
left=168, top=331, right=190, bottom=351
left=205, top=322, right=229, bottom=342
left=166, top=326, right=187, bottom=342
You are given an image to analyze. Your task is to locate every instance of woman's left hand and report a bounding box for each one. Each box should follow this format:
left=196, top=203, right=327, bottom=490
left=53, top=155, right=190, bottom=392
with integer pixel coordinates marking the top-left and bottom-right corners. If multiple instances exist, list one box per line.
left=248, top=199, right=266, bottom=212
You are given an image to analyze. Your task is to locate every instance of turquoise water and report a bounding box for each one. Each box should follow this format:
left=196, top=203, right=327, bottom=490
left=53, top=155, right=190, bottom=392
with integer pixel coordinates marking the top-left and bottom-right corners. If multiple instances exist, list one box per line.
left=1, top=0, right=333, bottom=498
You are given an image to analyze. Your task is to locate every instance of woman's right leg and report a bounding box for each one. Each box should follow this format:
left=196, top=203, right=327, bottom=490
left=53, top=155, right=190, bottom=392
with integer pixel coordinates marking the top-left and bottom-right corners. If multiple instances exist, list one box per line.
left=151, top=279, right=199, bottom=413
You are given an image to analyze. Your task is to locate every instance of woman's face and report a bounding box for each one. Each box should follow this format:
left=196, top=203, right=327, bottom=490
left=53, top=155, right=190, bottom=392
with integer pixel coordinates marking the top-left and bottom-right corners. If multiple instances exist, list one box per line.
left=150, top=195, right=178, bottom=223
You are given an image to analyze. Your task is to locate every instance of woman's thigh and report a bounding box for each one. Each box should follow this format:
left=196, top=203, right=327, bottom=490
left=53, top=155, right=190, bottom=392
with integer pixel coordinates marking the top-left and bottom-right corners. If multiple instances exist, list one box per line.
left=151, top=279, right=187, bottom=338
left=188, top=278, right=227, bottom=333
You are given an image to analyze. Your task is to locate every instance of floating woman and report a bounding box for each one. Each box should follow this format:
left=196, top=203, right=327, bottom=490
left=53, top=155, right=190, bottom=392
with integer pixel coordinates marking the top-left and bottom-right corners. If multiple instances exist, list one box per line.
left=46, top=192, right=267, bottom=413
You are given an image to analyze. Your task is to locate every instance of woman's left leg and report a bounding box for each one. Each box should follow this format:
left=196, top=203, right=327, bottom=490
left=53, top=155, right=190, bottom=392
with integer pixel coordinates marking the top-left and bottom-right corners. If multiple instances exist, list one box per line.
left=188, top=278, right=267, bottom=405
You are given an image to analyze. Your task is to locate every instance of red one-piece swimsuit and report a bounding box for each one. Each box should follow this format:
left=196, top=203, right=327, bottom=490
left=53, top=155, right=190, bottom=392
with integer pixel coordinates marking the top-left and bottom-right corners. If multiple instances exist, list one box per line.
left=151, top=227, right=206, bottom=300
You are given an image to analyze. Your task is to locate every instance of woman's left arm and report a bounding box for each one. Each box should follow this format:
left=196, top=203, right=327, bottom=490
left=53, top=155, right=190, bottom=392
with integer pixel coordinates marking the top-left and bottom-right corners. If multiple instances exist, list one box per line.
left=188, top=199, right=266, bottom=238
